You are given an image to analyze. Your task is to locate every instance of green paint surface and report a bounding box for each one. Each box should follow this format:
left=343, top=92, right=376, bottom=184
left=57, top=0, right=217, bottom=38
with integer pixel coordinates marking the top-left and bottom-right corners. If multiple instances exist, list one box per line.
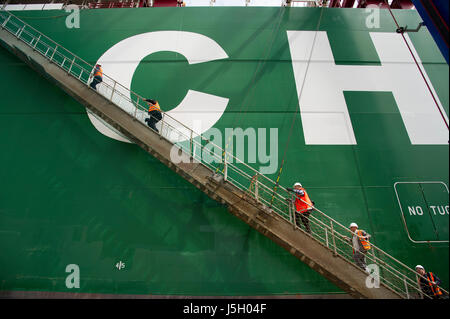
left=0, top=7, right=448, bottom=296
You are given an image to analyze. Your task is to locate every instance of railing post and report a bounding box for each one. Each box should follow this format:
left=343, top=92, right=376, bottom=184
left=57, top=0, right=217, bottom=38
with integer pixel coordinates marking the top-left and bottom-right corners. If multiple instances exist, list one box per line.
left=134, top=96, right=139, bottom=119
left=288, top=193, right=292, bottom=223
left=68, top=57, right=75, bottom=74
left=291, top=195, right=296, bottom=229
left=1, top=15, right=11, bottom=28
left=223, top=157, right=228, bottom=182
left=404, top=276, right=410, bottom=299
left=415, top=274, right=424, bottom=299
left=254, top=175, right=259, bottom=202
left=200, top=134, right=203, bottom=161
left=159, top=113, right=165, bottom=138
left=33, top=34, right=41, bottom=49
left=371, top=247, right=376, bottom=265
left=325, top=227, right=329, bottom=247
left=330, top=220, right=337, bottom=256
left=110, top=80, right=116, bottom=101
left=16, top=25, right=24, bottom=38
left=190, top=130, right=193, bottom=159
left=50, top=45, right=58, bottom=62
left=192, top=137, right=197, bottom=160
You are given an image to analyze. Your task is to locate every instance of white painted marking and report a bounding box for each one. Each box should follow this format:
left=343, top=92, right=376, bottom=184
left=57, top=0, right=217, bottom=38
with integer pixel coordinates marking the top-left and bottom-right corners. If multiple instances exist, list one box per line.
left=65, top=264, right=80, bottom=289
left=393, top=181, right=449, bottom=244
left=115, top=261, right=125, bottom=270
left=163, top=90, right=229, bottom=140
left=89, top=31, right=229, bottom=142
left=287, top=31, right=448, bottom=145
left=87, top=110, right=129, bottom=143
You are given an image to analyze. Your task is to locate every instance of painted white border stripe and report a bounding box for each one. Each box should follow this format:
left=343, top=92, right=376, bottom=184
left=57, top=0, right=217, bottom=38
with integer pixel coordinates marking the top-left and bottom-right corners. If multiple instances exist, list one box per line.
left=394, top=181, right=449, bottom=244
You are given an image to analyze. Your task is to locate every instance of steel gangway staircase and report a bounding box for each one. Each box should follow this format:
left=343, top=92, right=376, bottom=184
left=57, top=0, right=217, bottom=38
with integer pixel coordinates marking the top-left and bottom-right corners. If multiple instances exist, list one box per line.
left=1, top=10, right=447, bottom=299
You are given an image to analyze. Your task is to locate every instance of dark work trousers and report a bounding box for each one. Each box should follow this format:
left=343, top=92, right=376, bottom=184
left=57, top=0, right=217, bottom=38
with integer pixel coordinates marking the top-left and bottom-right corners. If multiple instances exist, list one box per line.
left=90, top=76, right=102, bottom=90
left=295, top=210, right=311, bottom=233
left=353, top=251, right=368, bottom=271
left=145, top=110, right=162, bottom=132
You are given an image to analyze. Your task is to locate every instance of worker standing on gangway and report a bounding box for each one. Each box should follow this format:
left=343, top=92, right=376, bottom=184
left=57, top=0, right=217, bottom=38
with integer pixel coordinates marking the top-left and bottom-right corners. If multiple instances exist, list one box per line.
left=90, top=64, right=103, bottom=91
left=287, top=182, right=314, bottom=234
left=144, top=99, right=162, bottom=133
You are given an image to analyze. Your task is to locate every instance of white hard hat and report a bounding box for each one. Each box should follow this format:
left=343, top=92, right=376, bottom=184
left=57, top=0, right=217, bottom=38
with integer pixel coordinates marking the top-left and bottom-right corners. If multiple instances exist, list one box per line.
left=294, top=182, right=302, bottom=187
left=349, top=222, right=358, bottom=228
left=415, top=265, right=424, bottom=270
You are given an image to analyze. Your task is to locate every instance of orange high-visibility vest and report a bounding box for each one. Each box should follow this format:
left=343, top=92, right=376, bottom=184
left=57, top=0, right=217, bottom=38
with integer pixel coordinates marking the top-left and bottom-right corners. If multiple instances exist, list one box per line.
left=294, top=187, right=313, bottom=214
left=148, top=101, right=161, bottom=112
left=428, top=272, right=443, bottom=296
left=94, top=67, right=103, bottom=77
left=356, top=230, right=371, bottom=251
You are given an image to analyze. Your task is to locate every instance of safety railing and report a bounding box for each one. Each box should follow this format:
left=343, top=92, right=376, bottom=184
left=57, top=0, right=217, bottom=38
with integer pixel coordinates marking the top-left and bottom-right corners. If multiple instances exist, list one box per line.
left=88, top=1, right=140, bottom=9
left=289, top=197, right=450, bottom=299
left=1, top=9, right=447, bottom=299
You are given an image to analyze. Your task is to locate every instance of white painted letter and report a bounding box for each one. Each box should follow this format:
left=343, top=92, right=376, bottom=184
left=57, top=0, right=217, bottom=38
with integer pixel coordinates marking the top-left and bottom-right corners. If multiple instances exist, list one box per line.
left=430, top=206, right=437, bottom=215
left=65, top=5, right=80, bottom=29
left=90, top=32, right=229, bottom=143
left=416, top=206, right=424, bottom=216
left=287, top=31, right=448, bottom=145
left=202, top=128, right=223, bottom=165
left=258, top=128, right=278, bottom=175
left=225, top=128, right=257, bottom=164
left=365, top=5, right=380, bottom=29
left=408, top=206, right=416, bottom=216
left=65, top=264, right=80, bottom=289
left=366, top=264, right=380, bottom=289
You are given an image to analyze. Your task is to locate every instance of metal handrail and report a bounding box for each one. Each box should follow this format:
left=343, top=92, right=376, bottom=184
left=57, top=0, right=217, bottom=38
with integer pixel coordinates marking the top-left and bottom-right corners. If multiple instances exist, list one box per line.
left=1, top=9, right=447, bottom=299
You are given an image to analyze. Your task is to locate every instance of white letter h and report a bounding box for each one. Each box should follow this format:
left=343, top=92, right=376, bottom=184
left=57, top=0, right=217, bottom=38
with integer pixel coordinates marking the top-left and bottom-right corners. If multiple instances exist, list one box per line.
left=287, top=31, right=448, bottom=145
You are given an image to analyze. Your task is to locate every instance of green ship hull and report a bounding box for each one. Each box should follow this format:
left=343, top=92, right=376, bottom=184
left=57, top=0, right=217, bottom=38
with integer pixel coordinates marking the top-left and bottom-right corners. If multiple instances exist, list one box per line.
left=0, top=7, right=448, bottom=296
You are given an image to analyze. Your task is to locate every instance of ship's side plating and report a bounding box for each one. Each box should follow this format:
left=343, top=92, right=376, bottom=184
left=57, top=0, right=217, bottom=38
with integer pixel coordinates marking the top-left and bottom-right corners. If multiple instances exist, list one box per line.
left=0, top=7, right=448, bottom=296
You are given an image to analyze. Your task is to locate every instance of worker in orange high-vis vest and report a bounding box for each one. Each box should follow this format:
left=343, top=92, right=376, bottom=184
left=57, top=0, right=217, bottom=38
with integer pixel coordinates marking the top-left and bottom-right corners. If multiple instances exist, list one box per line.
left=144, top=99, right=162, bottom=133
left=347, top=222, right=371, bottom=272
left=90, top=64, right=103, bottom=91
left=415, top=265, right=446, bottom=299
left=287, top=182, right=314, bottom=234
